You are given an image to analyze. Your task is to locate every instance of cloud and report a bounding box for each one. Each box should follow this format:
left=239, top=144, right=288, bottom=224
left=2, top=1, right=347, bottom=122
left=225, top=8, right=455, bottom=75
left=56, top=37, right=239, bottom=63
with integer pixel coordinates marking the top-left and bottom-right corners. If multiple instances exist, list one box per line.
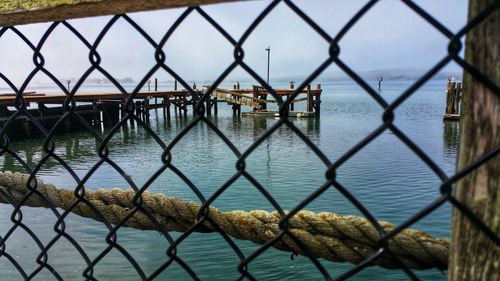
left=0, top=0, right=468, bottom=89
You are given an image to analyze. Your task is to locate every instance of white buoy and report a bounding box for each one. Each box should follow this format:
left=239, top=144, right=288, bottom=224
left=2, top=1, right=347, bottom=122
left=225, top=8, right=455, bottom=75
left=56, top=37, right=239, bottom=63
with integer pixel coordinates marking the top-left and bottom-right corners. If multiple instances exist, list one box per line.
left=296, top=113, right=302, bottom=118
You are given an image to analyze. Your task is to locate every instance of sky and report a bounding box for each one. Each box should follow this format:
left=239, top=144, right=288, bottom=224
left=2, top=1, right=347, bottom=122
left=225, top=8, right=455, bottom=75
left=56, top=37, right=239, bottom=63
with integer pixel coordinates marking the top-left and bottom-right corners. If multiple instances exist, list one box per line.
left=0, top=0, right=469, bottom=88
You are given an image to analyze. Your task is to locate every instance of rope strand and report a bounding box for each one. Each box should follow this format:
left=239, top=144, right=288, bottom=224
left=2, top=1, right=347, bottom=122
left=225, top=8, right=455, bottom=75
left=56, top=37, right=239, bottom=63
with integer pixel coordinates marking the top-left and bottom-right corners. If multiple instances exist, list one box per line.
left=0, top=171, right=449, bottom=270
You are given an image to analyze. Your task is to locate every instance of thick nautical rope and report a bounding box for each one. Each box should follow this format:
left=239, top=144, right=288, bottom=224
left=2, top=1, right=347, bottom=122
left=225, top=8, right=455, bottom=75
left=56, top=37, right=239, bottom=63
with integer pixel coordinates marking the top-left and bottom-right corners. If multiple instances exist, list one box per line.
left=0, top=171, right=449, bottom=270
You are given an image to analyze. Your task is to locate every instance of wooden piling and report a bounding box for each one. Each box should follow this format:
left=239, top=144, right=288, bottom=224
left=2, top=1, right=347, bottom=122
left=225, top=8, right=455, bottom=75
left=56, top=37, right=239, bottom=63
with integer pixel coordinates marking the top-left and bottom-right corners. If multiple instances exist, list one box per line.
left=206, top=95, right=211, bottom=116
left=444, top=81, right=463, bottom=120
left=314, top=83, right=321, bottom=117
left=21, top=118, right=31, bottom=137
left=183, top=97, right=187, bottom=118
left=213, top=97, right=218, bottom=115
left=448, top=1, right=499, bottom=280
left=306, top=84, right=313, bottom=113
left=454, top=82, right=462, bottom=115
left=446, top=81, right=456, bottom=114
left=154, top=78, right=158, bottom=104
left=166, top=97, right=171, bottom=120
left=92, top=100, right=100, bottom=126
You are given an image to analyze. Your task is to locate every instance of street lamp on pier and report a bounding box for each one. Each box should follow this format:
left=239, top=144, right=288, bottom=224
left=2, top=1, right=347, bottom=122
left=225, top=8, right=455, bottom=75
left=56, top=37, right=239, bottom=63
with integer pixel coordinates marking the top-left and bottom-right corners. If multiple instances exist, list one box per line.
left=265, top=46, right=270, bottom=85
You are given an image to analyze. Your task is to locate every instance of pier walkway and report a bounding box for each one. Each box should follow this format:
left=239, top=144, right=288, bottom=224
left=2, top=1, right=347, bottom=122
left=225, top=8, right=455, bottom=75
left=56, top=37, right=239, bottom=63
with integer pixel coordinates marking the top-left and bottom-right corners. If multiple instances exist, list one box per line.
left=0, top=84, right=322, bottom=138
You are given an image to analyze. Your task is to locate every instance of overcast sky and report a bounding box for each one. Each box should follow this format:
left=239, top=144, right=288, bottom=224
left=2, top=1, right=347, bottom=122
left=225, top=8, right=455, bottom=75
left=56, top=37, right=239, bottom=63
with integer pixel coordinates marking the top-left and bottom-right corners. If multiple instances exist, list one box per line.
left=0, top=0, right=468, bottom=88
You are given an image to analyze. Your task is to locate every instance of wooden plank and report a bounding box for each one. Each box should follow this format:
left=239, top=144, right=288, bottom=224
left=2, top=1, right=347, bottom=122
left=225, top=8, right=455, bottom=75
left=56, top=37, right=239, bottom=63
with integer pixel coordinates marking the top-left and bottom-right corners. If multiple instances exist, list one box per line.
left=0, top=90, right=195, bottom=105
left=215, top=87, right=322, bottom=96
left=0, top=0, right=255, bottom=27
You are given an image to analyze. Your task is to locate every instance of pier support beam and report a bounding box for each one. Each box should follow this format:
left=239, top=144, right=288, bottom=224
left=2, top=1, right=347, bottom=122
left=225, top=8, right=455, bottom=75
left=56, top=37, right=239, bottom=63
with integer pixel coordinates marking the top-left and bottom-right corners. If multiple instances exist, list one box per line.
left=306, top=84, right=313, bottom=113
left=448, top=1, right=499, bottom=280
left=314, top=83, right=321, bottom=117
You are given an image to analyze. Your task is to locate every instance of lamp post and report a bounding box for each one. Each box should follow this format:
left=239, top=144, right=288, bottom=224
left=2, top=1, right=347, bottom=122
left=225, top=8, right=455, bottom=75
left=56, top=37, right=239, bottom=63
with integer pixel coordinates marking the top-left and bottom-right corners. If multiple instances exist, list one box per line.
left=265, top=46, right=270, bottom=85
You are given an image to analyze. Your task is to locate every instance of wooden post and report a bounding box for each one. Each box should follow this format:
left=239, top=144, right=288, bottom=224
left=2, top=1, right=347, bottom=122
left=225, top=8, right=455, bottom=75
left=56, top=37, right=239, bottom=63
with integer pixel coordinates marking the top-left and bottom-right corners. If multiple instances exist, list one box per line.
left=206, top=95, right=211, bottom=116
left=454, top=82, right=462, bottom=115
left=213, top=97, right=218, bottom=115
left=314, top=83, right=321, bottom=117
left=446, top=81, right=457, bottom=114
left=166, top=96, right=171, bottom=120
left=448, top=1, right=499, bottom=280
left=144, top=97, right=150, bottom=122
left=22, top=118, right=31, bottom=137
left=0, top=0, right=253, bottom=27
left=306, top=84, right=313, bottom=113
left=183, top=97, right=187, bottom=118
left=92, top=100, right=100, bottom=126
left=154, top=78, right=158, bottom=104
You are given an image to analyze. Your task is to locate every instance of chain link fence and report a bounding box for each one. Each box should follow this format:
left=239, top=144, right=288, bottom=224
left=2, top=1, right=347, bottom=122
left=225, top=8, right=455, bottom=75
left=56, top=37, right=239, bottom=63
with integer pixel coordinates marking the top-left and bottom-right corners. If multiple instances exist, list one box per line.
left=0, top=0, right=498, bottom=280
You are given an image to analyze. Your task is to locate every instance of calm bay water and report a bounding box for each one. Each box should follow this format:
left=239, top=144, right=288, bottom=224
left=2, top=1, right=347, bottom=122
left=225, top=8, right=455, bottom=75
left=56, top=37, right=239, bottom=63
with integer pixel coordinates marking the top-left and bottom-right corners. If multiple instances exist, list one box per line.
left=0, top=80, right=457, bottom=280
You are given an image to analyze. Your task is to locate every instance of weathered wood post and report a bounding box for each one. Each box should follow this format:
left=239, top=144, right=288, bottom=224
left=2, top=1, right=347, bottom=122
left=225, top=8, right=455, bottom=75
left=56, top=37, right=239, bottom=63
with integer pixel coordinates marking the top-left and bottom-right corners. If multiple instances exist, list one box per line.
left=314, top=83, right=321, bottom=117
left=446, top=81, right=457, bottom=114
left=205, top=87, right=212, bottom=116
left=166, top=95, right=171, bottom=120
left=213, top=95, right=218, bottom=115
left=454, top=82, right=462, bottom=115
left=306, top=84, right=313, bottom=113
left=448, top=1, right=499, bottom=280
left=154, top=78, right=158, bottom=105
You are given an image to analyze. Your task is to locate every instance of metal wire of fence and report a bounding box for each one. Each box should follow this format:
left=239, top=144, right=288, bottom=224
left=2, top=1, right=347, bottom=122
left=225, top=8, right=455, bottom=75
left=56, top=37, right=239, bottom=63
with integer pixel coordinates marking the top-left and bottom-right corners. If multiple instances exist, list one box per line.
left=0, top=0, right=498, bottom=280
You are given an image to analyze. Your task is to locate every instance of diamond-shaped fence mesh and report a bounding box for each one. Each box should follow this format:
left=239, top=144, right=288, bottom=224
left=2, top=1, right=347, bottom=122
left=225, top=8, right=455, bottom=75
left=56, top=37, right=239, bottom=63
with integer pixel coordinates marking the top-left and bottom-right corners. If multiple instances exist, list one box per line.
left=0, top=0, right=498, bottom=280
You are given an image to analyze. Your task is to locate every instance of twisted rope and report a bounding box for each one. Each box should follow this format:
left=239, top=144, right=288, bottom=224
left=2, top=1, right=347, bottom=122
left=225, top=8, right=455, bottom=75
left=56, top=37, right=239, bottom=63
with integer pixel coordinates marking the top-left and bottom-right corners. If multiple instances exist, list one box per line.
left=0, top=171, right=449, bottom=270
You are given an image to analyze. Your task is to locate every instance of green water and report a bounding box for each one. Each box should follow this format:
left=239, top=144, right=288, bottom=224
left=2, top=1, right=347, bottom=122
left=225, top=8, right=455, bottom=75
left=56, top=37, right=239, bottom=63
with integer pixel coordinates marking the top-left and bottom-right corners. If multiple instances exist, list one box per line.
left=0, top=80, right=457, bottom=280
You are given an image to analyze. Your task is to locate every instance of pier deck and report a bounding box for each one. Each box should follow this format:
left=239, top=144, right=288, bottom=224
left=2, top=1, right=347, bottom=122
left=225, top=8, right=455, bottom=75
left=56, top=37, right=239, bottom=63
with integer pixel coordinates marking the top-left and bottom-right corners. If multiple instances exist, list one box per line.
left=0, top=84, right=323, bottom=138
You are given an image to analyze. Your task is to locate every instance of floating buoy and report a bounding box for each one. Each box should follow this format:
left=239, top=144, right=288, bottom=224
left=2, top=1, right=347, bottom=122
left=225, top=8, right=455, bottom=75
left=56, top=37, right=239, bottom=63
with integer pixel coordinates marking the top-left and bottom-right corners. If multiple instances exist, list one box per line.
left=296, top=113, right=302, bottom=118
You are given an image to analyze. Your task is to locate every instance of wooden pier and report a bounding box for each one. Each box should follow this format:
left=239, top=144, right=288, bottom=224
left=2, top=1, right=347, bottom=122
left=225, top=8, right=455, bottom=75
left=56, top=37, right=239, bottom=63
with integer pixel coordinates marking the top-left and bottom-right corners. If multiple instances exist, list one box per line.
left=0, top=83, right=322, bottom=138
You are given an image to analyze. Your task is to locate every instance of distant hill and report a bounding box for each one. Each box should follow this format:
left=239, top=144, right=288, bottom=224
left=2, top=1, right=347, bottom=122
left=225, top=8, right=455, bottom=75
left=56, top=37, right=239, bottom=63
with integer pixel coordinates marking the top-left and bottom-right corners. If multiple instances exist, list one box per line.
left=274, top=68, right=463, bottom=83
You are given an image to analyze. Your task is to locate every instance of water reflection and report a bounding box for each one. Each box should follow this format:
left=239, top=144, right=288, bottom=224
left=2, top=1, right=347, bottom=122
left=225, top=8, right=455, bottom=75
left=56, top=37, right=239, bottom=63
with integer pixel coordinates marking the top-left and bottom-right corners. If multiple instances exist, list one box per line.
left=443, top=121, right=460, bottom=155
left=0, top=81, right=456, bottom=281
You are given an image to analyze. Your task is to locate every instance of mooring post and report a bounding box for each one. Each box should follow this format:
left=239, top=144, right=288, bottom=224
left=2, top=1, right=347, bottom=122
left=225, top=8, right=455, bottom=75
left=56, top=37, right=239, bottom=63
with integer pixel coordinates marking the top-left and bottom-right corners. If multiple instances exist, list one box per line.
left=154, top=78, right=158, bottom=105
left=166, top=96, right=171, bottom=120
left=92, top=100, right=100, bottom=126
left=454, top=82, right=462, bottom=115
left=307, top=84, right=313, bottom=113
left=144, top=97, right=150, bottom=122
left=183, top=97, right=187, bottom=118
left=446, top=81, right=457, bottom=114
left=204, top=87, right=211, bottom=116
left=448, top=1, right=499, bottom=280
left=22, top=118, right=31, bottom=137
left=213, top=97, right=218, bottom=115
left=135, top=101, right=143, bottom=120
left=314, top=83, right=321, bottom=117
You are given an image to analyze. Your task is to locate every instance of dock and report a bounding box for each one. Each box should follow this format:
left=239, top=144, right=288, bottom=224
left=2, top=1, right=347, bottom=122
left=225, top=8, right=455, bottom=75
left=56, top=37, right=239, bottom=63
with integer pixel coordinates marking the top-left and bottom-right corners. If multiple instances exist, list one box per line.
left=0, top=83, right=322, bottom=139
